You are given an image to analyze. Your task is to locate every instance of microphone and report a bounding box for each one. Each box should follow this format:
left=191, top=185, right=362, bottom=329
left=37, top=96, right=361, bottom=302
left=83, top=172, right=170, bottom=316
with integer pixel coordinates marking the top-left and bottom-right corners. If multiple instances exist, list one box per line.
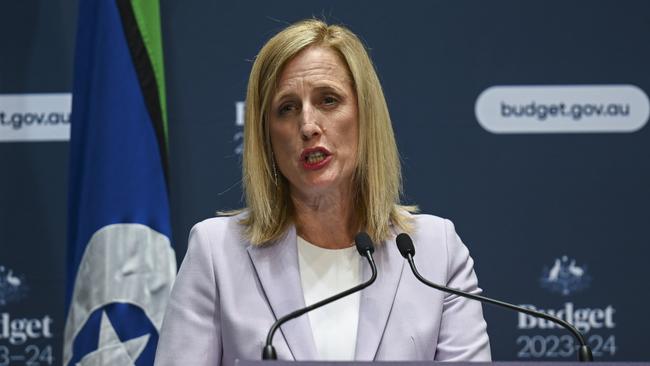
left=261, top=232, right=378, bottom=360
left=395, top=233, right=594, bottom=362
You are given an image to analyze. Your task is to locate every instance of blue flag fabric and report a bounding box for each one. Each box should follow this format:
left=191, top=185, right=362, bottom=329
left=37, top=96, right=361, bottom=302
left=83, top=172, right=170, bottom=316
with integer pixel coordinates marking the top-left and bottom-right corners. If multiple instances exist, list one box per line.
left=64, top=0, right=176, bottom=365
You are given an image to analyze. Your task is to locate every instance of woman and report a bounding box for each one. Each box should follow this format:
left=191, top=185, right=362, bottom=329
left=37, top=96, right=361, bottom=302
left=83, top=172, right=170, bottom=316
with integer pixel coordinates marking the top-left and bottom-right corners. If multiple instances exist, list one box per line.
left=155, top=19, right=490, bottom=365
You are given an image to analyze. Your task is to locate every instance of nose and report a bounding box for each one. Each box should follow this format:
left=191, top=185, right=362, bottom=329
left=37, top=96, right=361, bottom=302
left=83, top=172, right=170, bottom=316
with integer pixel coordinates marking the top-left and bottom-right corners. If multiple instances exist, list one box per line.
left=299, top=104, right=322, bottom=140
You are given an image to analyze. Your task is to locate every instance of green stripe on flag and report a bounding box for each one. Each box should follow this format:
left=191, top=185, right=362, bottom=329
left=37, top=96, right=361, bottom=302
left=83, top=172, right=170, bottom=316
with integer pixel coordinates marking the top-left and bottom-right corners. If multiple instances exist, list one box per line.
left=131, top=0, right=168, bottom=146
left=115, top=0, right=170, bottom=183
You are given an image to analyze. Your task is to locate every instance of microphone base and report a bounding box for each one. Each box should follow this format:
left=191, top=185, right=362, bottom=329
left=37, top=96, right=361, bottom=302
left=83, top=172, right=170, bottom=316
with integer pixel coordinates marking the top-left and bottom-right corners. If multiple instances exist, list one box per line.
left=262, top=345, right=277, bottom=360
left=578, top=345, right=594, bottom=362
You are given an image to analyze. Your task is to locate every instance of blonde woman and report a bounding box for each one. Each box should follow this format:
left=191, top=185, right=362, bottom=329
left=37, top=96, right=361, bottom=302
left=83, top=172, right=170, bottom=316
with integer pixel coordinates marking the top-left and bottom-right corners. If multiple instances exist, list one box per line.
left=155, top=19, right=490, bottom=365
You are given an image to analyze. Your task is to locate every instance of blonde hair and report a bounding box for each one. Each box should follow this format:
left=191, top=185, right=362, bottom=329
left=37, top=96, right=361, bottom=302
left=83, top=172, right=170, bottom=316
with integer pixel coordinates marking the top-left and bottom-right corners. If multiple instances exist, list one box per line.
left=240, top=19, right=416, bottom=245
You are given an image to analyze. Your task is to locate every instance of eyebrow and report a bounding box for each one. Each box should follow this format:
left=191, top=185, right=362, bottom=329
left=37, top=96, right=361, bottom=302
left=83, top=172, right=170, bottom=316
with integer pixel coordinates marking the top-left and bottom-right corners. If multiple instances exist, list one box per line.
left=273, top=84, right=348, bottom=104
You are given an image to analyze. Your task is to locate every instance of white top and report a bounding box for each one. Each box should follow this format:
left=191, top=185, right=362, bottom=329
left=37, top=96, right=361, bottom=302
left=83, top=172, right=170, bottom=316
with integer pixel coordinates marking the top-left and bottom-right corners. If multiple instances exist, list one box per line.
left=297, top=236, right=361, bottom=361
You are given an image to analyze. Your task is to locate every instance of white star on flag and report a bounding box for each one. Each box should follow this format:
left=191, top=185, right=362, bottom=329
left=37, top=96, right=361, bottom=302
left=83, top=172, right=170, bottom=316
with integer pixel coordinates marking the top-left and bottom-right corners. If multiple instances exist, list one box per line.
left=76, top=311, right=150, bottom=366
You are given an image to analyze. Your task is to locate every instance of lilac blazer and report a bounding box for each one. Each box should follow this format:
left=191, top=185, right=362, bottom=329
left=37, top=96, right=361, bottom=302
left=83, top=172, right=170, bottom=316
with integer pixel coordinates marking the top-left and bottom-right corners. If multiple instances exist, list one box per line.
left=154, top=213, right=491, bottom=365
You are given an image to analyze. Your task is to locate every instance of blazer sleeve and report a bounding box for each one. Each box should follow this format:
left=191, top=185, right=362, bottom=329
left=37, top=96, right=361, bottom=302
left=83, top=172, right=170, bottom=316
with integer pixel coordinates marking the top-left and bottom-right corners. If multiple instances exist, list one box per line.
left=434, top=219, right=491, bottom=361
left=154, top=222, right=222, bottom=365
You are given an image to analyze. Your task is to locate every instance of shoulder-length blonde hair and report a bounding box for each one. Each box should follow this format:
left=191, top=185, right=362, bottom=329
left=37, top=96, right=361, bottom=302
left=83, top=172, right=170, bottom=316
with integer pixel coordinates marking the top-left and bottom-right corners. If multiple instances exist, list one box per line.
left=240, top=19, right=416, bottom=245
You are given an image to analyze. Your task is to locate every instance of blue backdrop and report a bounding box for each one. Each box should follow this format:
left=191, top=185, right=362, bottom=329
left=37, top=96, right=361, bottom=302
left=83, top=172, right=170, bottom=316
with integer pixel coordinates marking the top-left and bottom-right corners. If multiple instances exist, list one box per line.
left=1, top=0, right=648, bottom=363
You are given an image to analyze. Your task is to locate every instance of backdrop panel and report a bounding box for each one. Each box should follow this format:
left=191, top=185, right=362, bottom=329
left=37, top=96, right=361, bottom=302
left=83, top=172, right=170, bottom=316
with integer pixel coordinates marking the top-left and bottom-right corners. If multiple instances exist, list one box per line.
left=1, top=1, right=648, bottom=363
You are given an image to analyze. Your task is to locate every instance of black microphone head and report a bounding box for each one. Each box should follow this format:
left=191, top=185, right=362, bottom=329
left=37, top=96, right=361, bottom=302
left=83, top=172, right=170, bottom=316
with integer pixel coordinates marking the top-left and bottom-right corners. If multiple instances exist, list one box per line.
left=396, top=233, right=415, bottom=258
left=354, top=232, right=375, bottom=256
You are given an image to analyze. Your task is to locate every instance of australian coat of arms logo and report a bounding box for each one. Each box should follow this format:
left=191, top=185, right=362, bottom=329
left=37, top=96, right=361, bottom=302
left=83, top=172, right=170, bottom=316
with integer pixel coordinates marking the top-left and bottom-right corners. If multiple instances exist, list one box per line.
left=540, top=256, right=591, bottom=296
left=0, top=265, right=29, bottom=305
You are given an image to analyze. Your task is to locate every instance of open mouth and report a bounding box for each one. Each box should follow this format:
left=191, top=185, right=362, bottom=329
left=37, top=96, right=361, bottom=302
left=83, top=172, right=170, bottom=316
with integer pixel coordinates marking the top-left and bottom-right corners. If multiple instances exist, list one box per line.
left=305, top=150, right=326, bottom=164
left=301, top=147, right=331, bottom=169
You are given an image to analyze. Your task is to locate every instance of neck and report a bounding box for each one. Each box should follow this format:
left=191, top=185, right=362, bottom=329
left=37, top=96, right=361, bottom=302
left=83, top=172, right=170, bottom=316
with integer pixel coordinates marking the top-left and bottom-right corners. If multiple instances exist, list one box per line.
left=291, top=187, right=358, bottom=249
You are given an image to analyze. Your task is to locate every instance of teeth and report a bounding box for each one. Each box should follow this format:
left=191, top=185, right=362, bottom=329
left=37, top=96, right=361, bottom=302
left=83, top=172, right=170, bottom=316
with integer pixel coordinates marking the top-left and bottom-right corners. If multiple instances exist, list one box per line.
left=306, top=151, right=325, bottom=164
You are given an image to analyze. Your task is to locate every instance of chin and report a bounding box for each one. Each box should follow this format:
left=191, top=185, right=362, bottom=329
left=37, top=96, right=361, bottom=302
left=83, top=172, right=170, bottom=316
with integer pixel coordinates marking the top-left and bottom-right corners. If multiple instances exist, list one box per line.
left=294, top=174, right=332, bottom=187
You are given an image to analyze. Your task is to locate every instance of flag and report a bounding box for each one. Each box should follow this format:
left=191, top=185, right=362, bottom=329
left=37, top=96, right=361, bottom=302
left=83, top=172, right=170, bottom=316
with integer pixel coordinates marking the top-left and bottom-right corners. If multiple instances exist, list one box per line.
left=64, top=0, right=176, bottom=365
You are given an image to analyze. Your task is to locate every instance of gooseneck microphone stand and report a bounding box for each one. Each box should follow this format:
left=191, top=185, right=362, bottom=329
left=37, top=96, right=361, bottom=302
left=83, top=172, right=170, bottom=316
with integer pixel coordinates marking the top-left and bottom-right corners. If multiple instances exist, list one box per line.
left=396, top=233, right=593, bottom=362
left=262, top=232, right=378, bottom=360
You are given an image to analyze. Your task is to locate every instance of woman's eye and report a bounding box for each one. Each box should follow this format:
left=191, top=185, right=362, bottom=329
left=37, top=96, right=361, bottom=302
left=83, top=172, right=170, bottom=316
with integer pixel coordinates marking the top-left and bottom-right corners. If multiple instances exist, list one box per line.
left=323, top=96, right=338, bottom=106
left=278, top=104, right=295, bottom=115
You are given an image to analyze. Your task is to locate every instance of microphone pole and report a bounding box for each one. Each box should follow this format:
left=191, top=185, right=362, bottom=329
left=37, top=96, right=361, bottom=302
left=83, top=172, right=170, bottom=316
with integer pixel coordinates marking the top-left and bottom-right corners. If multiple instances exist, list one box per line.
left=395, top=233, right=593, bottom=362
left=262, top=232, right=378, bottom=360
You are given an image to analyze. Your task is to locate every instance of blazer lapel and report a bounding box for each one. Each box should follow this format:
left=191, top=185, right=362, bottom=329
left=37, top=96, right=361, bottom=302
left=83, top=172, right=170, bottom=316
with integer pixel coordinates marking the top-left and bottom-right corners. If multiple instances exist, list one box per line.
left=355, top=234, right=405, bottom=360
left=246, top=226, right=318, bottom=360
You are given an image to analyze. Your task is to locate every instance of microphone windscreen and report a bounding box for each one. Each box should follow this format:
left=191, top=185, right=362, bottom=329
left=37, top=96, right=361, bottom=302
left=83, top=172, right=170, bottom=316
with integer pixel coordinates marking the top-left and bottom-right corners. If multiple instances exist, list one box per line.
left=354, top=232, right=375, bottom=256
left=396, top=233, right=415, bottom=258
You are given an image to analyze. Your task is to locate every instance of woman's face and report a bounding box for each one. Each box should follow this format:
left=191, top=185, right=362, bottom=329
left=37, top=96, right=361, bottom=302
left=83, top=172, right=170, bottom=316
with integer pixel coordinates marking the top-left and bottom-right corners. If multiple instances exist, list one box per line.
left=269, top=46, right=359, bottom=200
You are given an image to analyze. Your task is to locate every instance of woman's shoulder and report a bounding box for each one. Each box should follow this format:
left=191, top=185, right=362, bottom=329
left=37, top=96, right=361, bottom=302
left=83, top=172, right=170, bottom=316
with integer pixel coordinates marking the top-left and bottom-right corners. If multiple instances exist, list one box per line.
left=192, top=211, right=247, bottom=232
left=403, top=213, right=479, bottom=288
left=404, top=212, right=464, bottom=254
left=406, top=212, right=453, bottom=234
left=409, top=212, right=447, bottom=225
left=187, top=211, right=250, bottom=254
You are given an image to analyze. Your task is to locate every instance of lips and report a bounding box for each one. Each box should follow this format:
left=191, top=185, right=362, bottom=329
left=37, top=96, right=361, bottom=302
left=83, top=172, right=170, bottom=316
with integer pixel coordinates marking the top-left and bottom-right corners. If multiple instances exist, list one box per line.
left=300, top=147, right=332, bottom=170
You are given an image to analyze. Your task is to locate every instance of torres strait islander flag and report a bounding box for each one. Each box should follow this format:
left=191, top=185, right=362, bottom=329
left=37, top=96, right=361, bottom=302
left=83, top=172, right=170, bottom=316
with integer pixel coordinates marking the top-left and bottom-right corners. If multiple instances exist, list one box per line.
left=64, top=0, right=176, bottom=365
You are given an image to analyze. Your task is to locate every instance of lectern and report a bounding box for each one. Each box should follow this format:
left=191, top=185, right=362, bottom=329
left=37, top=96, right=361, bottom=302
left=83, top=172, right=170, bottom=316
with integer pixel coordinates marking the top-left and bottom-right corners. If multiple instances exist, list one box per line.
left=237, top=362, right=649, bottom=366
